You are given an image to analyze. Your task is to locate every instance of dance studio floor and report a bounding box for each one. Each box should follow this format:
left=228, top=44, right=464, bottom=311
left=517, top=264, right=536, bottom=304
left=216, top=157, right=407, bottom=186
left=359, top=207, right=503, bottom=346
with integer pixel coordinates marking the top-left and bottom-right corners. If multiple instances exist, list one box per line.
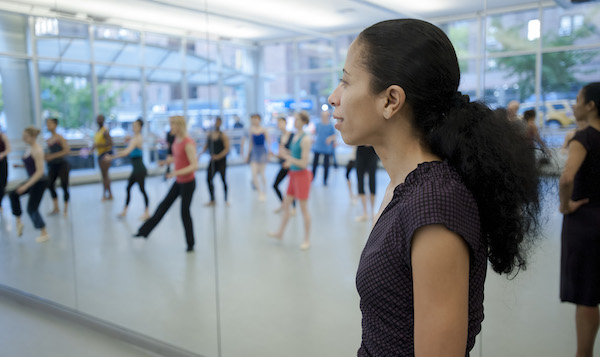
left=0, top=163, right=595, bottom=356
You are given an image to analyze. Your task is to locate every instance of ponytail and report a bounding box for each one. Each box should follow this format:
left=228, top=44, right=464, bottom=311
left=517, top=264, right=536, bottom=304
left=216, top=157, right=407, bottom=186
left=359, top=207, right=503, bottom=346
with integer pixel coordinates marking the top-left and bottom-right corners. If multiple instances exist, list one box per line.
left=428, top=98, right=540, bottom=275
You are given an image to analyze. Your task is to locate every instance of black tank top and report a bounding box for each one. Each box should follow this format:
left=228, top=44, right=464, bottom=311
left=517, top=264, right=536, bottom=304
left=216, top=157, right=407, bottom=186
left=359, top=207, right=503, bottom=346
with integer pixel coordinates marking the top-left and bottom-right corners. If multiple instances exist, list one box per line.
left=48, top=141, right=65, bottom=164
left=279, top=132, right=294, bottom=164
left=207, top=132, right=225, bottom=157
left=23, top=155, right=36, bottom=176
left=572, top=126, right=600, bottom=201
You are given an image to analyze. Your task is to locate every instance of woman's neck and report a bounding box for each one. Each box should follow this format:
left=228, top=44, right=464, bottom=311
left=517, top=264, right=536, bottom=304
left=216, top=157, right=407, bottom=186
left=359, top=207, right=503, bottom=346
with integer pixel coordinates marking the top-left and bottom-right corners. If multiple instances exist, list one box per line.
left=375, top=129, right=441, bottom=188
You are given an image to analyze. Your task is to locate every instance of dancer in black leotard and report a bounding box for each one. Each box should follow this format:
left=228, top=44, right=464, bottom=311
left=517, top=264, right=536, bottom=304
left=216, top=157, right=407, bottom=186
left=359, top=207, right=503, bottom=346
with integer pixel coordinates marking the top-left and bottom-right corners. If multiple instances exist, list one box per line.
left=105, top=119, right=150, bottom=220
left=346, top=146, right=357, bottom=204
left=355, top=145, right=379, bottom=222
left=273, top=116, right=296, bottom=213
left=202, top=117, right=229, bottom=206
left=0, top=129, right=10, bottom=213
left=135, top=116, right=198, bottom=252
left=10, top=127, right=49, bottom=242
left=45, top=118, right=70, bottom=217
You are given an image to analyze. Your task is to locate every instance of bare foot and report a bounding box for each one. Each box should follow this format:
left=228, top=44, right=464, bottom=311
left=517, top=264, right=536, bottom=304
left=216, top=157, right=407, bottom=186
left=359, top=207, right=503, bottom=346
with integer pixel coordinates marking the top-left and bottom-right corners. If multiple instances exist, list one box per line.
left=117, top=211, right=127, bottom=218
left=258, top=193, right=266, bottom=202
left=204, top=201, right=216, bottom=207
left=300, top=241, right=311, bottom=250
left=35, top=234, right=50, bottom=243
left=290, top=208, right=297, bottom=216
left=268, top=232, right=283, bottom=240
left=226, top=201, right=231, bottom=207
left=139, top=212, right=150, bottom=221
left=273, top=207, right=282, bottom=214
left=63, top=210, right=68, bottom=217
left=48, top=209, right=59, bottom=215
left=16, top=221, right=24, bottom=237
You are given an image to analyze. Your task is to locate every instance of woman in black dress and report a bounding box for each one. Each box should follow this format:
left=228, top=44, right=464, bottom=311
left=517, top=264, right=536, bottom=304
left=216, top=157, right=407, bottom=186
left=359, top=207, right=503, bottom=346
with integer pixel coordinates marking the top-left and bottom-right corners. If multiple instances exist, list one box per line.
left=559, top=82, right=600, bottom=357
left=328, top=19, right=540, bottom=356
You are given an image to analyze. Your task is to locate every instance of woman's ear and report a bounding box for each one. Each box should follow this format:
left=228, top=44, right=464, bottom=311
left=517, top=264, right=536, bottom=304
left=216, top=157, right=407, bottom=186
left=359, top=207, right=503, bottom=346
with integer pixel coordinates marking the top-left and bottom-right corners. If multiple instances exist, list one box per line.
left=382, top=85, right=406, bottom=119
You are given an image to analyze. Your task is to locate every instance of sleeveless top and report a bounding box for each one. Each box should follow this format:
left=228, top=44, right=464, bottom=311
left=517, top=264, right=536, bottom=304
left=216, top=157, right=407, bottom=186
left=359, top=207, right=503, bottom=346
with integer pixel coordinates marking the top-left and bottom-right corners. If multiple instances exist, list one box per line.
left=356, top=161, right=485, bottom=356
left=130, top=147, right=143, bottom=158
left=572, top=126, right=600, bottom=201
left=252, top=132, right=265, bottom=146
left=47, top=139, right=65, bottom=165
left=94, top=127, right=111, bottom=155
left=23, top=155, right=36, bottom=177
left=313, top=122, right=335, bottom=154
left=290, top=133, right=305, bottom=171
left=207, top=132, right=225, bottom=158
left=172, top=136, right=196, bottom=183
left=279, top=132, right=294, bottom=164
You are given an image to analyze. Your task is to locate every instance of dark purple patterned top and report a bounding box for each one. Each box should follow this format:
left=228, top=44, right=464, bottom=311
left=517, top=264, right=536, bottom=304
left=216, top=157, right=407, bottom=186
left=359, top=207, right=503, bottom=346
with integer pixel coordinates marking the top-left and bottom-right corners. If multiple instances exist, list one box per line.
left=356, top=161, right=486, bottom=356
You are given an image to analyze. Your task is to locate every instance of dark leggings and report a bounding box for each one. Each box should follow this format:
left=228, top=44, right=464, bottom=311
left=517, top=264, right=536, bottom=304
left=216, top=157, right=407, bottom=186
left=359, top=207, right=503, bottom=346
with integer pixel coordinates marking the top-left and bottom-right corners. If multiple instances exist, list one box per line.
left=137, top=179, right=196, bottom=249
left=356, top=158, right=377, bottom=195
left=47, top=161, right=70, bottom=202
left=273, top=166, right=296, bottom=207
left=207, top=158, right=227, bottom=202
left=10, top=179, right=47, bottom=229
left=346, top=160, right=355, bottom=181
left=312, top=152, right=331, bottom=185
left=0, top=159, right=7, bottom=207
left=125, top=173, right=149, bottom=208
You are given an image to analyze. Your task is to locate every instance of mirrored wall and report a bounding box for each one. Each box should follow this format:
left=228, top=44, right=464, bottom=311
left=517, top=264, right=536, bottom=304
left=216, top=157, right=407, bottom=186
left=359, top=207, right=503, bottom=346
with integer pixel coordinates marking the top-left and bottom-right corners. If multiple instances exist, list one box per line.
left=2, top=1, right=600, bottom=356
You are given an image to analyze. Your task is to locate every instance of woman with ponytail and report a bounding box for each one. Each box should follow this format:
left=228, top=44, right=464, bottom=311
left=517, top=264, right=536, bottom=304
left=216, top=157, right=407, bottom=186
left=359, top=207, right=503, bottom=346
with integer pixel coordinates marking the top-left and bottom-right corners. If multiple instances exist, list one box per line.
left=328, top=19, right=540, bottom=356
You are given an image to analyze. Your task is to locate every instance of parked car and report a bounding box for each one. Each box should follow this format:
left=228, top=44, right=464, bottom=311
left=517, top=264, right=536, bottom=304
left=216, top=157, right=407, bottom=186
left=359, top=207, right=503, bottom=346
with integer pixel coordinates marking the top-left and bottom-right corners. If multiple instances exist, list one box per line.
left=519, top=100, right=575, bottom=128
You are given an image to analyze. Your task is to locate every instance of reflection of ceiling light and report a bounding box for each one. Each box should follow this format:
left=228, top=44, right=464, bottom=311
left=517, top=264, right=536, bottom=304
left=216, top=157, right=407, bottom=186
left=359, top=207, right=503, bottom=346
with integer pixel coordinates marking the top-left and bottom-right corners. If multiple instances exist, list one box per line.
left=337, top=8, right=356, bottom=14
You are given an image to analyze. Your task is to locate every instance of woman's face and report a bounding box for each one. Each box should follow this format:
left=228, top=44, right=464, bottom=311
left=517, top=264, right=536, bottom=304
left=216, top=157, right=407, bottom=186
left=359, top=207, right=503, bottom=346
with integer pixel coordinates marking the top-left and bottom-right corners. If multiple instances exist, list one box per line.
left=46, top=120, right=57, bottom=132
left=328, top=40, right=385, bottom=146
left=251, top=116, right=260, bottom=127
left=573, top=89, right=591, bottom=122
left=294, top=116, right=305, bottom=131
left=169, top=120, right=180, bottom=136
left=22, top=131, right=33, bottom=145
left=133, top=121, right=141, bottom=133
left=277, top=118, right=287, bottom=131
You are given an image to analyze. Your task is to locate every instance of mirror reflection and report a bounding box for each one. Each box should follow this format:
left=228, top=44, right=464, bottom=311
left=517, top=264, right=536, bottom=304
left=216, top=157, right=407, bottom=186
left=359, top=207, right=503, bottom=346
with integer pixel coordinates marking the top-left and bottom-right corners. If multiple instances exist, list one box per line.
left=2, top=0, right=600, bottom=356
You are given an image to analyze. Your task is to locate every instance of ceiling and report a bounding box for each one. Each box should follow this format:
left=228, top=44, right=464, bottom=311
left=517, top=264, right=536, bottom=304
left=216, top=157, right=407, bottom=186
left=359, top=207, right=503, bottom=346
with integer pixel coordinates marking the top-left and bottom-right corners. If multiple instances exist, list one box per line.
left=0, top=0, right=577, bottom=42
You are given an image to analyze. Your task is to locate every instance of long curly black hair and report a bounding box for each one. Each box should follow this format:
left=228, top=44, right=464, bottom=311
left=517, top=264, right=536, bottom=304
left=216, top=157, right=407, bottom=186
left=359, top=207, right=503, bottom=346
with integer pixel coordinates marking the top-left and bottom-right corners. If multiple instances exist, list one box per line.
left=358, top=19, right=541, bottom=275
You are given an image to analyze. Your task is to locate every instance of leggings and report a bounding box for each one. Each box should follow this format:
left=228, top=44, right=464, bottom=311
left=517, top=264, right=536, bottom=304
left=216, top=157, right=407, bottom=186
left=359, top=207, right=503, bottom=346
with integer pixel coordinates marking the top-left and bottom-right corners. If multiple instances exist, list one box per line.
left=137, top=179, right=196, bottom=249
left=47, top=161, right=70, bottom=202
left=10, top=178, right=48, bottom=229
left=0, top=158, right=7, bottom=207
left=207, top=158, right=227, bottom=202
left=126, top=173, right=149, bottom=208
left=312, top=152, right=331, bottom=185
left=356, top=157, right=377, bottom=195
left=346, top=160, right=355, bottom=181
left=273, top=166, right=296, bottom=207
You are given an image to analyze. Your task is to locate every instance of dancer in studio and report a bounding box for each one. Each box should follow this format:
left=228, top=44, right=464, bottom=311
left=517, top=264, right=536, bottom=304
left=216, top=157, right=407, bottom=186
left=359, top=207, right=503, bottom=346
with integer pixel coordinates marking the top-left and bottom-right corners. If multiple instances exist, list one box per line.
left=135, top=116, right=198, bottom=252
left=269, top=111, right=312, bottom=250
left=91, top=114, right=113, bottom=201
left=272, top=116, right=296, bottom=213
left=10, top=127, right=49, bottom=242
left=104, top=118, right=150, bottom=220
left=202, top=116, right=229, bottom=206
left=45, top=118, right=71, bottom=216
left=247, top=114, right=270, bottom=201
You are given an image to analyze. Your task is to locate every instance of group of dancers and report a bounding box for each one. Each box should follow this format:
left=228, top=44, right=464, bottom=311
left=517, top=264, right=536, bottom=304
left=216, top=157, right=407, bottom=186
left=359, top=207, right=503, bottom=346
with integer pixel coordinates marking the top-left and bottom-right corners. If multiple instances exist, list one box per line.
left=0, top=110, right=380, bottom=251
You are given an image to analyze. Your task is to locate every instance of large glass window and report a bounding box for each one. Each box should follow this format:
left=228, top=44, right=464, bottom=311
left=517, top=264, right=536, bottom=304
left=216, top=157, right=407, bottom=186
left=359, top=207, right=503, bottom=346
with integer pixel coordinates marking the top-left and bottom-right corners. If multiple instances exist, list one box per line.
left=262, top=43, right=294, bottom=73
left=297, top=39, right=333, bottom=70
left=297, top=72, right=333, bottom=118
left=335, top=34, right=357, bottom=71
left=36, top=19, right=89, bottom=61
left=484, top=55, right=535, bottom=108
left=264, top=74, right=294, bottom=120
left=93, top=27, right=141, bottom=66
left=543, top=4, right=600, bottom=48
left=487, top=10, right=540, bottom=53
